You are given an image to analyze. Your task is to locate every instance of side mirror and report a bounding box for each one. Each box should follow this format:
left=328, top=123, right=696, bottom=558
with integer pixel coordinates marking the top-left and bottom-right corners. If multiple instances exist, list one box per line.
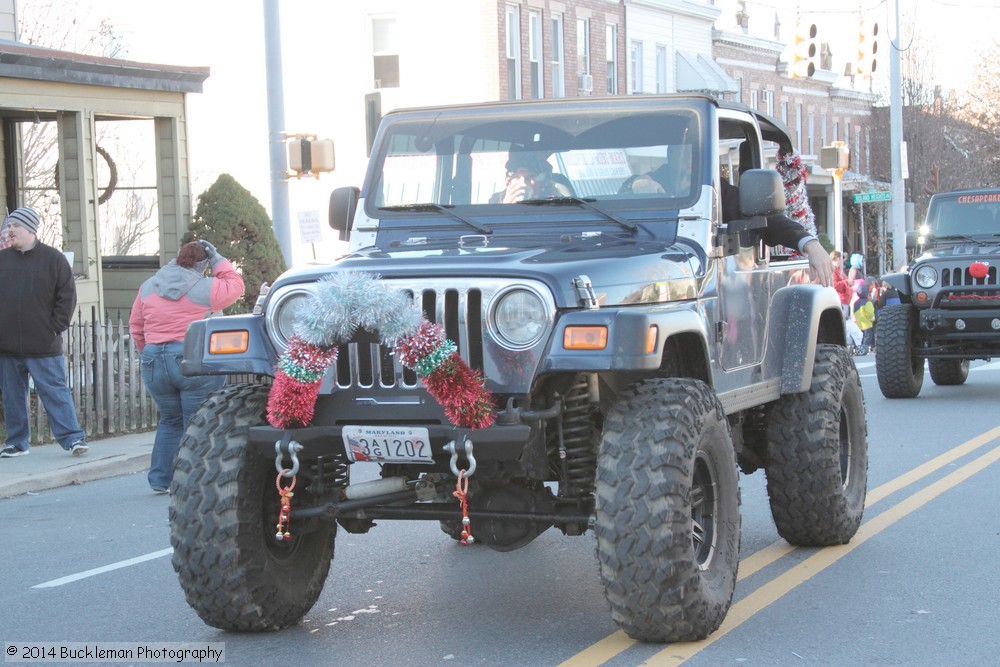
left=737, top=169, right=785, bottom=218
left=329, top=186, right=359, bottom=241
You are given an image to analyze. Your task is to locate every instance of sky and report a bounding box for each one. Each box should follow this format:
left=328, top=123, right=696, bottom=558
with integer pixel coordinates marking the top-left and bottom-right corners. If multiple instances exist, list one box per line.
left=19, top=0, right=1000, bottom=263
left=714, top=0, right=1000, bottom=94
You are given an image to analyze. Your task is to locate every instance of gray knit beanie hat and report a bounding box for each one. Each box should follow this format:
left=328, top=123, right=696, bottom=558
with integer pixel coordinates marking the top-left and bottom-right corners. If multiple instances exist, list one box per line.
left=5, top=207, right=40, bottom=235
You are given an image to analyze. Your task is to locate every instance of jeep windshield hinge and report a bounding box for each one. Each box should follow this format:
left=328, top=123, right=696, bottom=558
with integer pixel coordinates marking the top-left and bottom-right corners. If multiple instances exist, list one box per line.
left=573, top=275, right=600, bottom=309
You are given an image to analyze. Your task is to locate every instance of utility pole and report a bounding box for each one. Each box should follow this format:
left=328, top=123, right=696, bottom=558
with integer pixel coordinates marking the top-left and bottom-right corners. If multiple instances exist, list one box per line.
left=889, top=0, right=906, bottom=270
left=264, top=0, right=293, bottom=266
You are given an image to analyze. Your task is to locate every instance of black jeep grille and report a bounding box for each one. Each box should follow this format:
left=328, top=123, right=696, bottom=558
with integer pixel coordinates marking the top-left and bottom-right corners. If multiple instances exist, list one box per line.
left=940, top=264, right=999, bottom=287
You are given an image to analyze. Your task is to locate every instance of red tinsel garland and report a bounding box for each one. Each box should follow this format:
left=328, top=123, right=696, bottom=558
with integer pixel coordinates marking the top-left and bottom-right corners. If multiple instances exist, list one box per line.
left=422, top=353, right=495, bottom=429
left=267, top=337, right=338, bottom=428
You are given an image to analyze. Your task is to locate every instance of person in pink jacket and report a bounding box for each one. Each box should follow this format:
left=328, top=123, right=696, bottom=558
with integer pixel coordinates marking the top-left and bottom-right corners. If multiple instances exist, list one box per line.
left=129, top=240, right=244, bottom=493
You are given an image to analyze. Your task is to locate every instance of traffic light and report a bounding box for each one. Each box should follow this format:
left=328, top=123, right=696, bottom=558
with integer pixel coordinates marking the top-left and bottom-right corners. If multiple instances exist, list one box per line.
left=790, top=19, right=818, bottom=78
left=857, top=19, right=879, bottom=76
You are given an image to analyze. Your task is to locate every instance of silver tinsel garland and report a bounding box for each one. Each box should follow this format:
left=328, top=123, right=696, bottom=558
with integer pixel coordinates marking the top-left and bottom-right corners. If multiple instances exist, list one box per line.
left=293, top=271, right=424, bottom=347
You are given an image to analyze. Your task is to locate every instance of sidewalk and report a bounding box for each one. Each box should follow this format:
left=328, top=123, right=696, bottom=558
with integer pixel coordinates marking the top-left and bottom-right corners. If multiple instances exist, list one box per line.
left=0, top=432, right=154, bottom=498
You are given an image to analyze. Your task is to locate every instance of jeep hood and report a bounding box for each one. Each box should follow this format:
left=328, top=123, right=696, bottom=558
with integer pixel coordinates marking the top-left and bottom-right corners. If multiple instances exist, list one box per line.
left=273, top=235, right=706, bottom=308
left=917, top=240, right=1000, bottom=260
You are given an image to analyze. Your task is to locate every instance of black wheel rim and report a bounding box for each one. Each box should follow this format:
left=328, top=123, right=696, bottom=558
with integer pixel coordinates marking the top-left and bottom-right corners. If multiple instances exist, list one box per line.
left=691, top=451, right=718, bottom=570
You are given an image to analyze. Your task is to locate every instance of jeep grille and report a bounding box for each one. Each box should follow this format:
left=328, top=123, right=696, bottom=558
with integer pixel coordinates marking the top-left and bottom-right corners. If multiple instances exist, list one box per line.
left=940, top=264, right=999, bottom=287
left=933, top=263, right=1000, bottom=308
left=326, top=278, right=553, bottom=392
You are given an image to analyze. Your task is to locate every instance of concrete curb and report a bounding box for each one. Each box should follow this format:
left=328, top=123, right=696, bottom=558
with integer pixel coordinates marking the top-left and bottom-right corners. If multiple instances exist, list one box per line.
left=0, top=435, right=154, bottom=499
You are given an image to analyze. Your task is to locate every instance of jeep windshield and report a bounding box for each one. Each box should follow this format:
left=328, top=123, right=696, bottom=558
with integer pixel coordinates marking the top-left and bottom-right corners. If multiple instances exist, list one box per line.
left=364, top=98, right=708, bottom=230
left=926, top=192, right=1000, bottom=238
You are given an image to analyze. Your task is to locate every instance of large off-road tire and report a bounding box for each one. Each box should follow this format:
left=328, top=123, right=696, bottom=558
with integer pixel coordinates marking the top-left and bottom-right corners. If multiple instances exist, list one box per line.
left=169, top=384, right=336, bottom=631
left=765, top=344, right=868, bottom=546
left=595, top=378, right=741, bottom=643
left=875, top=303, right=924, bottom=398
left=928, top=358, right=970, bottom=386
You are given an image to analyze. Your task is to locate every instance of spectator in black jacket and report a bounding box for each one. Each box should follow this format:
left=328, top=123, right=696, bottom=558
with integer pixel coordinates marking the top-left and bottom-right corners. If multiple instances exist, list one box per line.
left=0, top=207, right=88, bottom=458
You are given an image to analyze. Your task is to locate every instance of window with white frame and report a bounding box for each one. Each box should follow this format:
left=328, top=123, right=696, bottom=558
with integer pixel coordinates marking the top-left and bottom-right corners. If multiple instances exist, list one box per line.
left=606, top=24, right=618, bottom=94
left=808, top=111, right=815, bottom=155
left=11, top=117, right=161, bottom=258
left=750, top=90, right=758, bottom=110
left=761, top=90, right=774, bottom=115
left=577, top=18, right=591, bottom=93
left=551, top=14, right=565, bottom=97
left=782, top=101, right=788, bottom=124
left=506, top=5, right=522, bottom=100
left=630, top=40, right=643, bottom=93
left=821, top=113, right=828, bottom=145
left=655, top=45, right=667, bottom=93
left=529, top=10, right=544, bottom=99
left=795, top=104, right=803, bottom=150
left=372, top=16, right=399, bottom=89
left=833, top=120, right=839, bottom=142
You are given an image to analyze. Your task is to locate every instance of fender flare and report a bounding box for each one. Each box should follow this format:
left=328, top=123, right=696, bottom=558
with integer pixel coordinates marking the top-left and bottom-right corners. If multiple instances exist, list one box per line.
left=765, top=284, right=844, bottom=394
left=881, top=271, right=910, bottom=300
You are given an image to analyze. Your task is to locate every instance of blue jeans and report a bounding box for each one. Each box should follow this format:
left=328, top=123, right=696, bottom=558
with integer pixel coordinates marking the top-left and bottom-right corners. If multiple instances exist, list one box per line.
left=140, top=342, right=224, bottom=489
left=0, top=355, right=86, bottom=452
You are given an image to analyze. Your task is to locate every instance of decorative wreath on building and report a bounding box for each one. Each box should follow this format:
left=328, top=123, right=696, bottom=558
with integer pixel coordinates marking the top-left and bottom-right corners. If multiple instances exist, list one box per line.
left=266, top=271, right=495, bottom=431
left=53, top=145, right=118, bottom=205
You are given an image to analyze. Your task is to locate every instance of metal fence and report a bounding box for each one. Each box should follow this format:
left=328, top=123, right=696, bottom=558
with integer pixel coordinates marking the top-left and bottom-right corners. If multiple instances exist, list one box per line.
left=14, top=309, right=268, bottom=445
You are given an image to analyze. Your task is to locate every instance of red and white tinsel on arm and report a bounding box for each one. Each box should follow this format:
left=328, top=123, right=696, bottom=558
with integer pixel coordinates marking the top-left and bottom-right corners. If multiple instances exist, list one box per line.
left=775, top=151, right=818, bottom=254
left=266, top=271, right=495, bottom=430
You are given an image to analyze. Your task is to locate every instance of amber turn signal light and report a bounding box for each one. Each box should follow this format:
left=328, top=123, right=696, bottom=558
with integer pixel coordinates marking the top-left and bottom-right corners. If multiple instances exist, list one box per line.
left=209, top=330, right=249, bottom=354
left=564, top=326, right=608, bottom=350
left=646, top=325, right=658, bottom=354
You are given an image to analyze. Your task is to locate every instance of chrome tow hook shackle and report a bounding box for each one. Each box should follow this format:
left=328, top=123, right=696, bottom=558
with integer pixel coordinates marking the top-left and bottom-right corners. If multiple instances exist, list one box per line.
left=444, top=437, right=476, bottom=477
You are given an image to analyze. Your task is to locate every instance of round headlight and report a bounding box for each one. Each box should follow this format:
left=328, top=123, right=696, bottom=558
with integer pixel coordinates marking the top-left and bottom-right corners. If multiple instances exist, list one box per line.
left=493, top=288, right=547, bottom=348
left=914, top=266, right=938, bottom=289
left=273, top=291, right=311, bottom=347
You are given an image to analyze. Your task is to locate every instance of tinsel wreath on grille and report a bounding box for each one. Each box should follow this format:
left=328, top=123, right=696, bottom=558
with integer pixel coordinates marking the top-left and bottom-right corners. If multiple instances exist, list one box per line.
left=775, top=151, right=818, bottom=254
left=266, top=271, right=495, bottom=430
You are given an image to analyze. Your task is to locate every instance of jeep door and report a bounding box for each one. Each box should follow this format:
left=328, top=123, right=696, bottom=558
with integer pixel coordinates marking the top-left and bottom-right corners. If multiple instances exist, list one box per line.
left=717, top=114, right=771, bottom=370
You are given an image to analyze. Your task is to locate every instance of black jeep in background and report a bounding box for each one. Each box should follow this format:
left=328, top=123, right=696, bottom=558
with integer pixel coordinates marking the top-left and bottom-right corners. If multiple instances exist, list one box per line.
left=877, top=188, right=1000, bottom=398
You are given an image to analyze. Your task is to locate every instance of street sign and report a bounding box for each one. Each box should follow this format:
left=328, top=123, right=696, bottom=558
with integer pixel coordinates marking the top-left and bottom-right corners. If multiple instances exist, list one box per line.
left=853, top=191, right=891, bottom=203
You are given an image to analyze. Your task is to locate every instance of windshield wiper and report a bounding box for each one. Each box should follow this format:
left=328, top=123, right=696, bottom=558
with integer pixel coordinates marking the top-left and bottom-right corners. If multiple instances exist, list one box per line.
left=379, top=203, right=492, bottom=235
left=518, top=196, right=638, bottom=234
left=936, top=234, right=983, bottom=243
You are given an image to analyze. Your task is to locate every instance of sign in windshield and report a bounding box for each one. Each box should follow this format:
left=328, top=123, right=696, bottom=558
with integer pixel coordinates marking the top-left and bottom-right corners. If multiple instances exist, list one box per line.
left=928, top=191, right=1000, bottom=237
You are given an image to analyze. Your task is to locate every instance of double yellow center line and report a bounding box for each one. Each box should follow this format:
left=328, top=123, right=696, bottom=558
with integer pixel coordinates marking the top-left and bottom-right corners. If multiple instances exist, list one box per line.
left=561, top=425, right=1000, bottom=667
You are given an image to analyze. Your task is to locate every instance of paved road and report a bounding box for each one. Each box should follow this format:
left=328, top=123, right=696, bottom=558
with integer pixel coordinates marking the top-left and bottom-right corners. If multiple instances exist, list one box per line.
left=3, top=358, right=1000, bottom=665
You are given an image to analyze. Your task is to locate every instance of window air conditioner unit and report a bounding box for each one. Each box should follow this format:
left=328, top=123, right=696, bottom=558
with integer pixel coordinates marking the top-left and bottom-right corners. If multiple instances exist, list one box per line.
left=580, top=74, right=593, bottom=92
